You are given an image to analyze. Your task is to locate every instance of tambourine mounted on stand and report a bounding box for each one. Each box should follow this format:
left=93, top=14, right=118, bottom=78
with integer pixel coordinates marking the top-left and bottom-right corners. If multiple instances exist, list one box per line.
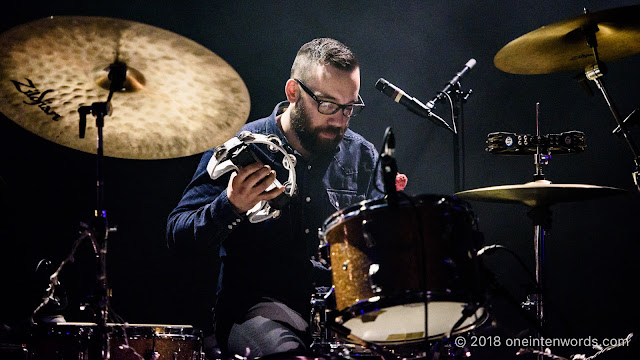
left=486, top=130, right=586, bottom=155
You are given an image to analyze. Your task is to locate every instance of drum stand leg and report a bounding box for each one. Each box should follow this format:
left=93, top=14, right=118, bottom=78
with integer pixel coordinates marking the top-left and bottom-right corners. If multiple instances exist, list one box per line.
left=310, top=289, right=336, bottom=355
left=525, top=206, right=550, bottom=360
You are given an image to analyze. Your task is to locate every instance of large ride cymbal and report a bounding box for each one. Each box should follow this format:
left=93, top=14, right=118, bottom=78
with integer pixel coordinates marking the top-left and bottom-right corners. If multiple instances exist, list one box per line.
left=0, top=16, right=250, bottom=159
left=494, top=5, right=640, bottom=74
left=455, top=180, right=626, bottom=207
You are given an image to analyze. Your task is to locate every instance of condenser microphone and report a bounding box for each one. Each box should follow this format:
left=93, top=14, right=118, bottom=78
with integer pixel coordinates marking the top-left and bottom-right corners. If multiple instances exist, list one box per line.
left=427, top=58, right=476, bottom=109
left=375, top=78, right=452, bottom=131
left=375, top=78, right=432, bottom=118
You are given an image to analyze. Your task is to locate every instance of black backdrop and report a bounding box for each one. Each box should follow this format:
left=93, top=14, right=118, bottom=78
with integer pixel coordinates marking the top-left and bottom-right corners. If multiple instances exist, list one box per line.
left=1, top=1, right=639, bottom=359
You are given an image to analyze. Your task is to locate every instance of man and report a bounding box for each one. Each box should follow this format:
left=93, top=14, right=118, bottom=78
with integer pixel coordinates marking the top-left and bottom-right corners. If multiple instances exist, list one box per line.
left=167, top=38, right=383, bottom=358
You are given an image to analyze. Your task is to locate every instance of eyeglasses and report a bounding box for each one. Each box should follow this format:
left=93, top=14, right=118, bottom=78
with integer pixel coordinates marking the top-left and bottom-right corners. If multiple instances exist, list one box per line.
left=295, top=79, right=365, bottom=117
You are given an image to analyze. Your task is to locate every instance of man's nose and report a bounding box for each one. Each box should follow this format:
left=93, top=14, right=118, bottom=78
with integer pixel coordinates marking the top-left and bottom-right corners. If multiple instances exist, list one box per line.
left=327, top=111, right=349, bottom=126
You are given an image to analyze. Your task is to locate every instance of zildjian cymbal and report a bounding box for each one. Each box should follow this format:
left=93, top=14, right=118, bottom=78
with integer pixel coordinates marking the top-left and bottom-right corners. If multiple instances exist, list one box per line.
left=455, top=180, right=626, bottom=207
left=494, top=5, right=640, bottom=74
left=0, top=16, right=250, bottom=159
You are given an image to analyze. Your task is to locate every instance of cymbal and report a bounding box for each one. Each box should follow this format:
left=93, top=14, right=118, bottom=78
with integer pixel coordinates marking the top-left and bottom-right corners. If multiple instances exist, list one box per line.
left=494, top=5, right=640, bottom=74
left=0, top=16, right=250, bottom=159
left=455, top=180, right=626, bottom=207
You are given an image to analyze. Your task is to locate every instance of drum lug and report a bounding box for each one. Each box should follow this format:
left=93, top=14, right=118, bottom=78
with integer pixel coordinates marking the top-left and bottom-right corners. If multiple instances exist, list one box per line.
left=521, top=294, right=539, bottom=310
left=362, top=219, right=375, bottom=248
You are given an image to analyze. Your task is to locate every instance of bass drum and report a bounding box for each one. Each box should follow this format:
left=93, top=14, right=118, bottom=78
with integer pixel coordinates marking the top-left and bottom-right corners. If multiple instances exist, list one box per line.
left=28, top=322, right=202, bottom=360
left=320, top=194, right=488, bottom=357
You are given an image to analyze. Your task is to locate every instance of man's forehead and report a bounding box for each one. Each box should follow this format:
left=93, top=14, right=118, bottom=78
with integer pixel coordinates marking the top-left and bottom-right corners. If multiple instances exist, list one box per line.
left=308, top=65, right=360, bottom=99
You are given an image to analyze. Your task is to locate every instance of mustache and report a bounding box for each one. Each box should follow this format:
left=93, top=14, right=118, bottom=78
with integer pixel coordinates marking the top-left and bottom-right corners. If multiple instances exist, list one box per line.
left=320, top=126, right=344, bottom=135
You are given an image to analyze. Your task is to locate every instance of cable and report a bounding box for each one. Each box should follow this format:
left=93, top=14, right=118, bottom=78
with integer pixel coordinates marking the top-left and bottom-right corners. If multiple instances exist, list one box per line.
left=477, top=244, right=538, bottom=287
left=438, top=90, right=457, bottom=135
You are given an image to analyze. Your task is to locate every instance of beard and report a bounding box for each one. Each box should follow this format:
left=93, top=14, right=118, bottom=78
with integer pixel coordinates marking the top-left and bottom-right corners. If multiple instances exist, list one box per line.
left=290, top=100, right=345, bottom=155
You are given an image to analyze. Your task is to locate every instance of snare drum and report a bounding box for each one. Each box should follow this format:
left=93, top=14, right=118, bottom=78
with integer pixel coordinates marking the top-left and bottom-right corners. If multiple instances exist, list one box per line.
left=320, top=195, right=487, bottom=351
left=29, top=322, right=202, bottom=360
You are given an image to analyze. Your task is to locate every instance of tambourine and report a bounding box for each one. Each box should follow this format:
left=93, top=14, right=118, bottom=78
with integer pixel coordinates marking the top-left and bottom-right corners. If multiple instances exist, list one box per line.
left=486, top=131, right=586, bottom=155
left=207, top=131, right=297, bottom=223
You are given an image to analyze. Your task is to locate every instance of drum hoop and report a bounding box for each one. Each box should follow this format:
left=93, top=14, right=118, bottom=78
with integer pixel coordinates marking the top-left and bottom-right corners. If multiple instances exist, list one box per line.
left=321, top=197, right=385, bottom=235
left=34, top=323, right=199, bottom=337
left=320, top=194, right=470, bottom=238
left=335, top=292, right=489, bottom=342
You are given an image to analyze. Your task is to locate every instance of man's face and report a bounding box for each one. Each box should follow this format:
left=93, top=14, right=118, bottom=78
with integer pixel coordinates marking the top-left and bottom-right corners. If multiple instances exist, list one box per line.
left=290, top=65, right=360, bottom=155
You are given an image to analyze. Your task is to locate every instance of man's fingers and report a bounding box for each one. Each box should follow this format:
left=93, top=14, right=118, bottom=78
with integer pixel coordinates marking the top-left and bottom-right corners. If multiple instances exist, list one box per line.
left=234, top=162, right=264, bottom=183
left=251, top=170, right=278, bottom=193
left=260, top=184, right=286, bottom=201
left=244, top=165, right=273, bottom=189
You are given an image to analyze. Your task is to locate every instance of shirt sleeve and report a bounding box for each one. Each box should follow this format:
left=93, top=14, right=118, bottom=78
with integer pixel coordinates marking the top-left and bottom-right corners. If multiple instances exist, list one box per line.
left=166, top=150, right=246, bottom=251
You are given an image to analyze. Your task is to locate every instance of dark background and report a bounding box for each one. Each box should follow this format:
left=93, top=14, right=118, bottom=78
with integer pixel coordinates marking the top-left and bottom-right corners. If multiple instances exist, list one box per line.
left=1, top=1, right=639, bottom=359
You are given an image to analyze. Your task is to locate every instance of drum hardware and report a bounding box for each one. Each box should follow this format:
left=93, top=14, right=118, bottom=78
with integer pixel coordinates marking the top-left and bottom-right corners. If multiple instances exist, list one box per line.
left=493, top=5, right=640, bottom=191
left=612, top=107, right=639, bottom=135
left=74, top=42, right=132, bottom=358
left=457, top=183, right=626, bottom=360
left=581, top=44, right=640, bottom=192
left=324, top=318, right=401, bottom=360
left=310, top=287, right=337, bottom=353
left=474, top=246, right=543, bottom=337
left=456, top=112, right=627, bottom=360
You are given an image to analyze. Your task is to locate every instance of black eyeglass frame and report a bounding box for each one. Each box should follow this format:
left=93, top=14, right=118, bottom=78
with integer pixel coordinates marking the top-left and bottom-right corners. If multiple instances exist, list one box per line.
left=294, top=79, right=365, bottom=117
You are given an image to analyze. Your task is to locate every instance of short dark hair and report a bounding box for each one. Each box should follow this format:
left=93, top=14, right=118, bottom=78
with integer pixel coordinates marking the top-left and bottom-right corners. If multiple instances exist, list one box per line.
left=291, top=38, right=359, bottom=81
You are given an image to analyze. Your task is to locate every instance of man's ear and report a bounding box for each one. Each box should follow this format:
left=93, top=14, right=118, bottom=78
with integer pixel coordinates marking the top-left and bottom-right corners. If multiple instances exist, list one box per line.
left=285, top=79, right=299, bottom=103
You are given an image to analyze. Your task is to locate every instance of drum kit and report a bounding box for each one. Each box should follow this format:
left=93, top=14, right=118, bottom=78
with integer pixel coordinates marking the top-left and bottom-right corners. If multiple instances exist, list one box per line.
left=0, top=4, right=638, bottom=360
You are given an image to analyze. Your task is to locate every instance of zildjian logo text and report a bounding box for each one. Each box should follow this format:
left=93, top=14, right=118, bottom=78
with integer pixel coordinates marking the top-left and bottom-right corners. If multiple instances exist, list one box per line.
left=11, top=78, right=62, bottom=121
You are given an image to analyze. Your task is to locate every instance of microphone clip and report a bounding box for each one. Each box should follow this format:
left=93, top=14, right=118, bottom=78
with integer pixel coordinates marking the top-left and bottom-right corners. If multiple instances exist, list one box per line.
left=381, top=127, right=399, bottom=205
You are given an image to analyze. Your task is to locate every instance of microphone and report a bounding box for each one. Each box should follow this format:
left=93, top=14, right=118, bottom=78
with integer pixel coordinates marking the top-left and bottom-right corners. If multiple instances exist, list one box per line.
left=375, top=79, right=452, bottom=131
left=376, top=78, right=432, bottom=118
left=427, top=58, right=476, bottom=109
left=381, top=127, right=398, bottom=204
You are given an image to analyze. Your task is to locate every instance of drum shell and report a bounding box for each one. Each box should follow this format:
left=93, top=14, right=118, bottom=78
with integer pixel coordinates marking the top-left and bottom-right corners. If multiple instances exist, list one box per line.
left=28, top=323, right=202, bottom=360
left=322, top=195, right=481, bottom=311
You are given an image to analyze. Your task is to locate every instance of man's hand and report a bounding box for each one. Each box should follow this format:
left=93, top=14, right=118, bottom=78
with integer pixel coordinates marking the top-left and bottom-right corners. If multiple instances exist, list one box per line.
left=227, top=162, right=285, bottom=213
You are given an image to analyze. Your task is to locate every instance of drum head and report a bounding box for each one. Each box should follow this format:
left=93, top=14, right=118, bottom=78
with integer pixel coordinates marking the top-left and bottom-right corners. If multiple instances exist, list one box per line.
left=341, top=301, right=487, bottom=344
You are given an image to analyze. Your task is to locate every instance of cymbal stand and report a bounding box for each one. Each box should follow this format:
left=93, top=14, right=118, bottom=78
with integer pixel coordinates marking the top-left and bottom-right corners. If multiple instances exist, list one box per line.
left=78, top=60, right=127, bottom=359
left=524, top=204, right=550, bottom=360
left=434, top=82, right=473, bottom=193
left=522, top=103, right=549, bottom=360
left=581, top=19, right=640, bottom=191
left=451, top=83, right=473, bottom=193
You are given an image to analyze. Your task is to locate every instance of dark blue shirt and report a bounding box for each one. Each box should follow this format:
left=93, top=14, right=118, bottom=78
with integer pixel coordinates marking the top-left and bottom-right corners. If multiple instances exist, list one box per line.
left=166, top=102, right=383, bottom=323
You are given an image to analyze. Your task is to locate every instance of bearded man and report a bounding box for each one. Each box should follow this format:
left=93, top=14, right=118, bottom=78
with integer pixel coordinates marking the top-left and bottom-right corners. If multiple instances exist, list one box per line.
left=167, top=38, right=383, bottom=359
